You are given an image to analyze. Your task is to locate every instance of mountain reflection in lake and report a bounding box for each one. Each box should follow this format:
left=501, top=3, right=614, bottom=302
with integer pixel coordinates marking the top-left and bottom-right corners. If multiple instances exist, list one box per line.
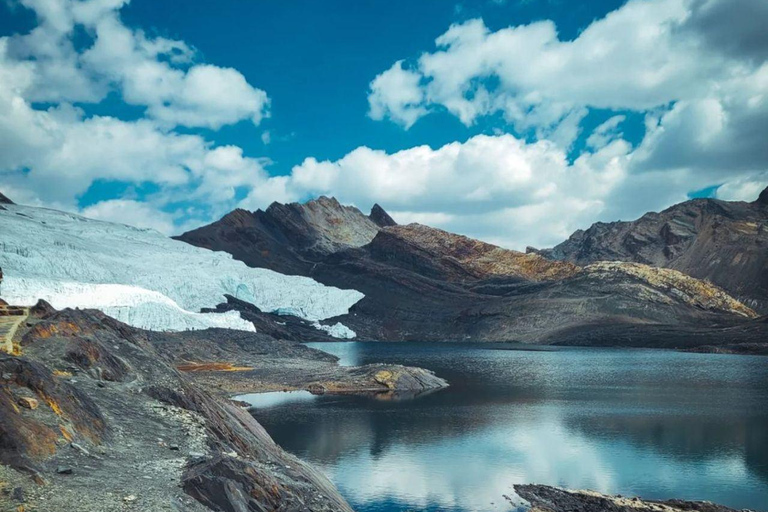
left=245, top=343, right=768, bottom=512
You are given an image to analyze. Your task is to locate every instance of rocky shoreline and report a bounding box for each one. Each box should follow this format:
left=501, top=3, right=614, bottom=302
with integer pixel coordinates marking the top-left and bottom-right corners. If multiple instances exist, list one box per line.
left=0, top=302, right=444, bottom=512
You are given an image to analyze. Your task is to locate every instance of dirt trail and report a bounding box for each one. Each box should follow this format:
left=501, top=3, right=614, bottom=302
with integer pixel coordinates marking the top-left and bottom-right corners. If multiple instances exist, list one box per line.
left=0, top=305, right=29, bottom=354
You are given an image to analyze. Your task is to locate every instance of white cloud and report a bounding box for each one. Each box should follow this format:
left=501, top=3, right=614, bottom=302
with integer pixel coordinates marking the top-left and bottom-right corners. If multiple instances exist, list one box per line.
left=369, top=0, right=734, bottom=131
left=715, top=174, right=768, bottom=202
left=265, top=134, right=632, bottom=249
left=0, top=0, right=273, bottom=232
left=354, top=0, right=768, bottom=247
left=80, top=199, right=177, bottom=234
left=368, top=60, right=428, bottom=129
left=8, top=0, right=269, bottom=129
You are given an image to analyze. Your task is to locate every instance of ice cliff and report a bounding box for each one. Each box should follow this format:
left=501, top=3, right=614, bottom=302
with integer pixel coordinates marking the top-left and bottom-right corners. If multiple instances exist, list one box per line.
left=0, top=203, right=363, bottom=335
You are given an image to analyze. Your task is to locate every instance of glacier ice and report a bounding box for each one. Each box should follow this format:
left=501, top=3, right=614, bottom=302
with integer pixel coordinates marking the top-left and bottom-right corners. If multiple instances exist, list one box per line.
left=0, top=204, right=364, bottom=335
left=312, top=321, right=357, bottom=340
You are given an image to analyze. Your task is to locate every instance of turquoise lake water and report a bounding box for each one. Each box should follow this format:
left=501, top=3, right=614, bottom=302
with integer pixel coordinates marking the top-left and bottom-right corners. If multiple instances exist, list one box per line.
left=243, top=343, right=768, bottom=511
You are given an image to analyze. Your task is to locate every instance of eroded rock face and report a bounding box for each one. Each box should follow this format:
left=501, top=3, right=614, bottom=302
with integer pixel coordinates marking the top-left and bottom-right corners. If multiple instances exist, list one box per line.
left=514, top=484, right=746, bottom=512
left=536, top=188, right=768, bottom=313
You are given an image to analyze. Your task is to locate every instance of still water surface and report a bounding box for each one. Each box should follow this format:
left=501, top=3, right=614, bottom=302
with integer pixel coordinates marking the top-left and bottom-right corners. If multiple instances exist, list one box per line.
left=243, top=343, right=768, bottom=512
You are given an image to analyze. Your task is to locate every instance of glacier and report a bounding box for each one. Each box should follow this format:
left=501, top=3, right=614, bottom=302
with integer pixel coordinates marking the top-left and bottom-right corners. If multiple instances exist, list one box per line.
left=0, top=203, right=364, bottom=335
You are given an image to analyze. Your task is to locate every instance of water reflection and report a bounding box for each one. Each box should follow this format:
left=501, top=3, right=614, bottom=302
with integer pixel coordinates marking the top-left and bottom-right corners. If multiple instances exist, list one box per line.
left=249, top=343, right=768, bottom=512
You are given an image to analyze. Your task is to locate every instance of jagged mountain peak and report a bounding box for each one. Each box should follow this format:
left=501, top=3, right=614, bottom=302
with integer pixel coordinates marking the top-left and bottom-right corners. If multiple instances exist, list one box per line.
left=370, top=203, right=397, bottom=227
left=0, top=190, right=14, bottom=204
left=757, top=185, right=768, bottom=205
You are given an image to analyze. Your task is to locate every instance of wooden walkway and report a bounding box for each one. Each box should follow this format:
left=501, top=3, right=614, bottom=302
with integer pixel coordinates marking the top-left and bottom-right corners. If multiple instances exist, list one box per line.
left=0, top=306, right=29, bottom=354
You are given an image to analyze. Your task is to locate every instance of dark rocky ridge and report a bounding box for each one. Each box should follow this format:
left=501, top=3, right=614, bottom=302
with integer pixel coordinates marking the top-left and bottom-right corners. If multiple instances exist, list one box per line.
left=0, top=302, right=445, bottom=511
left=0, top=191, right=13, bottom=205
left=177, top=196, right=383, bottom=276
left=534, top=188, right=768, bottom=313
left=179, top=198, right=767, bottom=351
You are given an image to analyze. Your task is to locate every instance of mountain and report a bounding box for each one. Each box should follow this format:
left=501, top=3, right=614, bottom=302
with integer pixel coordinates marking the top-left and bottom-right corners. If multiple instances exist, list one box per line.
left=0, top=200, right=362, bottom=337
left=0, top=191, right=13, bottom=205
left=534, top=187, right=768, bottom=313
left=177, top=196, right=383, bottom=276
left=179, top=198, right=765, bottom=349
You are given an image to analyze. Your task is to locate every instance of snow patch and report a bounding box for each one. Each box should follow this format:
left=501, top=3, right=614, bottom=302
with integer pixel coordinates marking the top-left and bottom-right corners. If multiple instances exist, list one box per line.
left=0, top=204, right=362, bottom=336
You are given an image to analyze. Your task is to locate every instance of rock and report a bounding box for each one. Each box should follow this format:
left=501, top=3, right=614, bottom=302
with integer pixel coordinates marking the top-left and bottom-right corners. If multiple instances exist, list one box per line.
left=514, top=484, right=743, bottom=512
left=123, top=495, right=137, bottom=503
left=307, top=383, right=327, bottom=395
left=11, top=487, right=25, bottom=502
left=169, top=444, right=180, bottom=451
left=70, top=442, right=91, bottom=457
left=17, top=397, right=38, bottom=410
left=56, top=466, right=73, bottom=474
left=369, top=203, right=397, bottom=227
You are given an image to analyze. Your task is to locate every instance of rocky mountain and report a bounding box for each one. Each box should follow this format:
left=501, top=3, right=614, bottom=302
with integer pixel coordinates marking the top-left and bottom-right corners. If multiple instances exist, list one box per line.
left=179, top=198, right=766, bottom=350
left=535, top=187, right=768, bottom=313
left=177, top=196, right=383, bottom=276
left=0, top=192, right=13, bottom=205
left=0, top=199, right=362, bottom=337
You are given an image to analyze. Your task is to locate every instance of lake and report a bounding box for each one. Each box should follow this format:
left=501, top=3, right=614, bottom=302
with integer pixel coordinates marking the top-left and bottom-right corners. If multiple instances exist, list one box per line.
left=241, top=343, right=768, bottom=512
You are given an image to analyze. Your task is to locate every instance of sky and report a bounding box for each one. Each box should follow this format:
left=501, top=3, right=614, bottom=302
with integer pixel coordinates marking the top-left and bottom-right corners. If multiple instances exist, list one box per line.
left=0, top=0, right=766, bottom=249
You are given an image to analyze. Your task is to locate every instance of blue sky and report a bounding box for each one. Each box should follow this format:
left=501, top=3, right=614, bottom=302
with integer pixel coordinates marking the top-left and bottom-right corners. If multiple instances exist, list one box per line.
left=0, top=0, right=766, bottom=248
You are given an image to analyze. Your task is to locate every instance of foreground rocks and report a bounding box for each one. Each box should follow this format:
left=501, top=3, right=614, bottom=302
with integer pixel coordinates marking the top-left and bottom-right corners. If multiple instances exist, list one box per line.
left=3, top=302, right=440, bottom=511
left=514, top=485, right=752, bottom=512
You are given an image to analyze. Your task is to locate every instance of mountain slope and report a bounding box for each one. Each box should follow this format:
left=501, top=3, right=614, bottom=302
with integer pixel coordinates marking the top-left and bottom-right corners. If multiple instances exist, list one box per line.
left=535, top=188, right=768, bottom=312
left=179, top=198, right=763, bottom=348
left=0, top=201, right=362, bottom=334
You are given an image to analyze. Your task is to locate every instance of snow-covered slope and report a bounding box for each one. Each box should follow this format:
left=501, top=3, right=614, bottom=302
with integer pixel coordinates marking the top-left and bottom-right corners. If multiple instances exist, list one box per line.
left=0, top=203, right=363, bottom=334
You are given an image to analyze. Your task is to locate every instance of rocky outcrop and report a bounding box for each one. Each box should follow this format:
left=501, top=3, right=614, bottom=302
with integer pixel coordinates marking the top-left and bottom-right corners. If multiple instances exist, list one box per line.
left=0, top=191, right=13, bottom=205
left=514, top=484, right=747, bottom=512
left=535, top=188, right=768, bottom=313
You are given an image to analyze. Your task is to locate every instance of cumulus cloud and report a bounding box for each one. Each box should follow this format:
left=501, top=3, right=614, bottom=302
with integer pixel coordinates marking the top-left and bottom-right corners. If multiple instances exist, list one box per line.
left=80, top=199, right=177, bottom=234
left=355, top=0, right=768, bottom=247
left=368, top=60, right=427, bottom=129
left=0, top=0, right=272, bottom=231
left=8, top=0, right=269, bottom=128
